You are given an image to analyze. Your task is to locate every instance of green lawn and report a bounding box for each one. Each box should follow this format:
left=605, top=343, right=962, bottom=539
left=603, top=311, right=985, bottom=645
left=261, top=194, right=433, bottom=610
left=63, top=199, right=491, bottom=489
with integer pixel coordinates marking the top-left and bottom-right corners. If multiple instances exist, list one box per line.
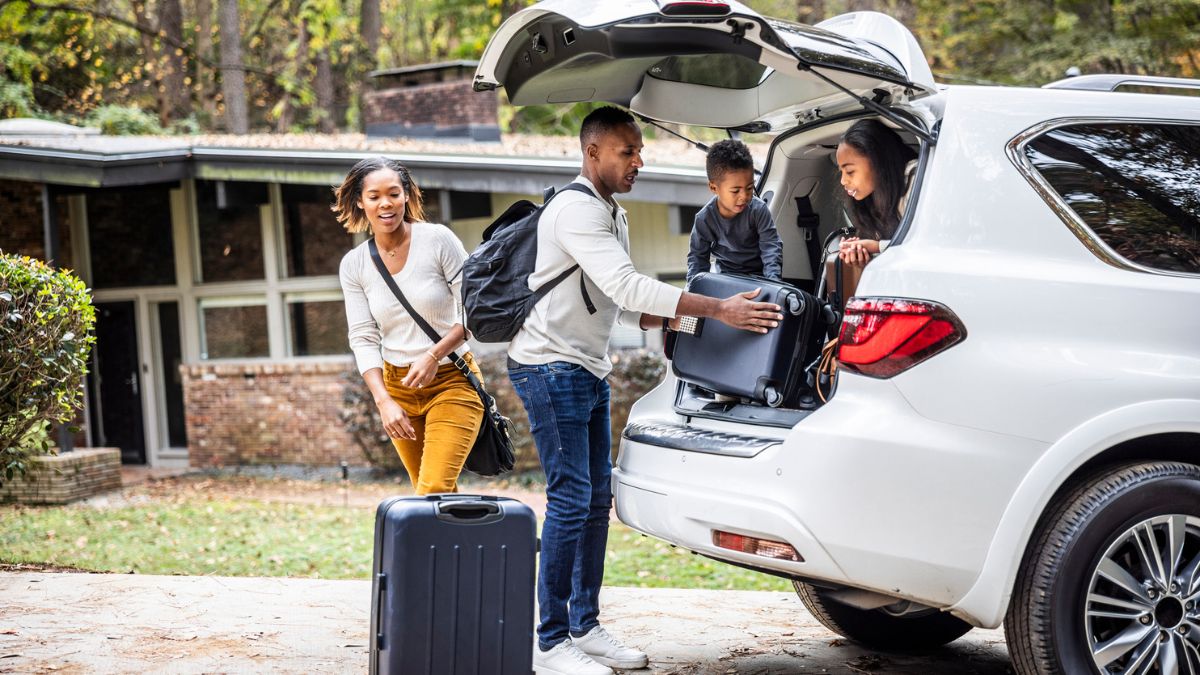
left=0, top=497, right=790, bottom=591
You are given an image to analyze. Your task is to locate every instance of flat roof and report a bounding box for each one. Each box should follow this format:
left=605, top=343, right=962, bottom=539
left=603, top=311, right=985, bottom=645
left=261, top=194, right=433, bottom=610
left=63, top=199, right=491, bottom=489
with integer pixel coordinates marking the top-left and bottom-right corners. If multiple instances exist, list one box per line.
left=0, top=132, right=721, bottom=204
left=368, top=60, right=480, bottom=79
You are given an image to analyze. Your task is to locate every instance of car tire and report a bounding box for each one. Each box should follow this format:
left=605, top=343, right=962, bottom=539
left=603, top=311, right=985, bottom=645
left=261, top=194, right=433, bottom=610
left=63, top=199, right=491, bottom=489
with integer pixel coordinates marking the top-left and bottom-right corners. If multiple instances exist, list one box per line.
left=793, top=581, right=973, bottom=650
left=1005, top=461, right=1200, bottom=675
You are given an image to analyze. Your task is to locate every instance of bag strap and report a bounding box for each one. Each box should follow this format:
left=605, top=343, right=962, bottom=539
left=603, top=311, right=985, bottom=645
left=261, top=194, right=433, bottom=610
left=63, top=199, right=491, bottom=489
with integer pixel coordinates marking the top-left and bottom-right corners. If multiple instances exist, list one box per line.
left=532, top=182, right=598, bottom=315
left=367, top=239, right=488, bottom=396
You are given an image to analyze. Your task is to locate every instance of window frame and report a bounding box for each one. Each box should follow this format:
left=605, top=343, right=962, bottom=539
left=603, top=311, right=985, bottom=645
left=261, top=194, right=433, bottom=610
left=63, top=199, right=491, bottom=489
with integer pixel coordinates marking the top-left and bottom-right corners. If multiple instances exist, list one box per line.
left=282, top=290, right=350, bottom=358
left=1008, top=116, right=1200, bottom=279
left=197, top=295, right=272, bottom=361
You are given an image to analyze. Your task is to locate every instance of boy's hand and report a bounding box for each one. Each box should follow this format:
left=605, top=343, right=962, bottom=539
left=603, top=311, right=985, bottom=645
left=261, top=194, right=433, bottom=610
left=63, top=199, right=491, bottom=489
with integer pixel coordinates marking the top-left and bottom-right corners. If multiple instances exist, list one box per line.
left=716, top=288, right=783, bottom=333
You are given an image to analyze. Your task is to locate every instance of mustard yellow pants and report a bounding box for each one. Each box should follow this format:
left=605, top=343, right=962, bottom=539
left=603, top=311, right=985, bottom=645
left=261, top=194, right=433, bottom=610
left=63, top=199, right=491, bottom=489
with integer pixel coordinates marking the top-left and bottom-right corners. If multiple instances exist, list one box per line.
left=383, top=353, right=485, bottom=495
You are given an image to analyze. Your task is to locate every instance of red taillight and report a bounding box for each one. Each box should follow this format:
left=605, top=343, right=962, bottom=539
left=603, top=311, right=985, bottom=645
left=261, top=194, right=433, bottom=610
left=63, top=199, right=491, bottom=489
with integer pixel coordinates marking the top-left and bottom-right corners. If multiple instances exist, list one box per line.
left=712, top=530, right=803, bottom=562
left=837, top=297, right=966, bottom=378
left=655, top=0, right=731, bottom=17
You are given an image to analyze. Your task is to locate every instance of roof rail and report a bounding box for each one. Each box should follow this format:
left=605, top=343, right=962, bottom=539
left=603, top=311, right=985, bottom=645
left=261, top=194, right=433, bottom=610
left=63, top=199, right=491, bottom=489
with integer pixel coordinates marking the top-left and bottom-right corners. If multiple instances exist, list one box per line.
left=1043, top=74, right=1200, bottom=93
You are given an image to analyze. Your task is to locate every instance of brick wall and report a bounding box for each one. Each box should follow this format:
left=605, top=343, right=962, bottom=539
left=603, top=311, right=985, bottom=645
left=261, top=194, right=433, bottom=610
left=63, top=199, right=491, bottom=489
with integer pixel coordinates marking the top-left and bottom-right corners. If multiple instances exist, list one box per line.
left=0, top=448, right=122, bottom=504
left=182, top=359, right=363, bottom=467
left=363, top=80, right=499, bottom=141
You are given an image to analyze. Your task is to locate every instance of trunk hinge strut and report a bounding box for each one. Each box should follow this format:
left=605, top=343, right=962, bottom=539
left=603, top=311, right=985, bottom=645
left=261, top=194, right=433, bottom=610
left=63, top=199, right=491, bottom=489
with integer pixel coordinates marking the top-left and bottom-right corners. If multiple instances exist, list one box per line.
left=637, top=115, right=710, bottom=153
left=635, top=115, right=763, bottom=179
left=797, top=62, right=936, bottom=145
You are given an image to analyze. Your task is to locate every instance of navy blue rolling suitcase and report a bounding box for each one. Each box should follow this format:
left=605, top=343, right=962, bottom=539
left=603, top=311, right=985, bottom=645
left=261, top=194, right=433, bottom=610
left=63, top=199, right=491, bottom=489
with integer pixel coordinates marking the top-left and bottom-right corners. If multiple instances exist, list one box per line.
left=369, top=494, right=536, bottom=675
left=671, top=272, right=823, bottom=407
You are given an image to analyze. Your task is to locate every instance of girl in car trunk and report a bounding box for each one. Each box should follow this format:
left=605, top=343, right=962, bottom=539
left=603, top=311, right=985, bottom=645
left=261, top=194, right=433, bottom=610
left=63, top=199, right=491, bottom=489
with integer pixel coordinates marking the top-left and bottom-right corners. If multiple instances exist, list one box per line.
left=835, top=118, right=918, bottom=270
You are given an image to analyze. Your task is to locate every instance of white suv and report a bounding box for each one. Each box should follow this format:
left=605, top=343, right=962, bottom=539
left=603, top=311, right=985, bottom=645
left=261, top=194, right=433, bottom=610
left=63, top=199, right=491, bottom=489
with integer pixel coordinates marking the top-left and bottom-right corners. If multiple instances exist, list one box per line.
left=477, top=3, right=1200, bottom=672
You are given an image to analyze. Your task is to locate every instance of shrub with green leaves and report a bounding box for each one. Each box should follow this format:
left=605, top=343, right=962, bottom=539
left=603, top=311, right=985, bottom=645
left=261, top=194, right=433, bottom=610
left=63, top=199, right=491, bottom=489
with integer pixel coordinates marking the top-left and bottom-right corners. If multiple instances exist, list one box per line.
left=86, top=104, right=163, bottom=135
left=0, top=253, right=96, bottom=482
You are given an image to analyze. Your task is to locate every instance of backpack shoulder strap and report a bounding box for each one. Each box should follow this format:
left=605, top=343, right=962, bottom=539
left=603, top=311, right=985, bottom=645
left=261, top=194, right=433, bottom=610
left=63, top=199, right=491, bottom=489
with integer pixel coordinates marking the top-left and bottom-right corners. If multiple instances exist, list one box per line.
left=531, top=182, right=600, bottom=314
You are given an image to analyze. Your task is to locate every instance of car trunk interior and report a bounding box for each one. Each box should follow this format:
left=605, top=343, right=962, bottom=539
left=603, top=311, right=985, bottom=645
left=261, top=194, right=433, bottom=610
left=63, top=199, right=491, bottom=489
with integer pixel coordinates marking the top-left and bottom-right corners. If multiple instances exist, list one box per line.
left=671, top=114, right=927, bottom=426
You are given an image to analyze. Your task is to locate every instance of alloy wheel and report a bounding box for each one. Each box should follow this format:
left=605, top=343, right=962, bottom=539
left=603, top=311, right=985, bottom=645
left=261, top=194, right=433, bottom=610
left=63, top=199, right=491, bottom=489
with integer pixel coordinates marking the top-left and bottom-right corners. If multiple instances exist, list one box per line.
left=1085, top=514, right=1200, bottom=674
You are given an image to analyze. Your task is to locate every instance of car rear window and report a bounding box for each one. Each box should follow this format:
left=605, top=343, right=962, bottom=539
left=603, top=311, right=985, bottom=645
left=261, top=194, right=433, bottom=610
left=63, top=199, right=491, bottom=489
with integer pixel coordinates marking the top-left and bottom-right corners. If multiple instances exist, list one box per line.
left=647, top=54, right=767, bottom=90
left=1024, top=122, right=1200, bottom=275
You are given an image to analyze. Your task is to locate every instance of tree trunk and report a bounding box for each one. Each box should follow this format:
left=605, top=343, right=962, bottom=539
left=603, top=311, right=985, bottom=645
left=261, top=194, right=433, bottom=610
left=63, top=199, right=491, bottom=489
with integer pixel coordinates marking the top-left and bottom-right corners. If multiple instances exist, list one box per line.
left=889, top=0, right=916, bottom=27
left=195, top=0, right=217, bottom=123
left=796, top=0, right=825, bottom=24
left=314, top=47, right=336, bottom=133
left=132, top=1, right=162, bottom=121
left=159, top=0, right=191, bottom=124
left=217, top=0, right=248, bottom=133
left=359, top=0, right=380, bottom=70
left=275, top=11, right=305, bottom=133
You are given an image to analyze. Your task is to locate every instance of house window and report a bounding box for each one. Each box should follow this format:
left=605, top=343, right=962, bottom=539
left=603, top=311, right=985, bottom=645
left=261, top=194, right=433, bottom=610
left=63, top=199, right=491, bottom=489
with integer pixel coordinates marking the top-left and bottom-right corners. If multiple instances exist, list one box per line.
left=86, top=184, right=177, bottom=288
left=673, top=204, right=701, bottom=235
left=609, top=324, right=645, bottom=349
left=420, top=188, right=443, bottom=224
left=199, top=298, right=269, bottom=359
left=1025, top=122, right=1200, bottom=274
left=280, top=184, right=355, bottom=277
left=286, top=293, right=348, bottom=356
left=449, top=190, right=492, bottom=220
left=195, top=180, right=269, bottom=282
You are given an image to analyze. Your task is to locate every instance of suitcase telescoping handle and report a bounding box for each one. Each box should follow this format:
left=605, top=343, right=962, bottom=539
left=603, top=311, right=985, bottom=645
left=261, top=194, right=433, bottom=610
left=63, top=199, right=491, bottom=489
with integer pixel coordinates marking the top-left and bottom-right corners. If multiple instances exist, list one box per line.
left=436, top=500, right=504, bottom=525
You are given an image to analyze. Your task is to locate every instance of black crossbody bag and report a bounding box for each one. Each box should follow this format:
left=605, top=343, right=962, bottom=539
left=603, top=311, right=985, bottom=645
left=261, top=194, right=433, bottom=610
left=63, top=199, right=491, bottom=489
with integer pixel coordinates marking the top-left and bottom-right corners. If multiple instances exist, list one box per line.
left=367, top=239, right=514, bottom=477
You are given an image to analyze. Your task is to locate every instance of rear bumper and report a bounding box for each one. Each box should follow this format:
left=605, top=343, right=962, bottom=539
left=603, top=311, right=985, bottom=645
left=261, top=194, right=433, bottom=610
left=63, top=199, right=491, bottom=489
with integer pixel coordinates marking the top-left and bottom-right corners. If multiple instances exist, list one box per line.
left=613, top=442, right=849, bottom=581
left=613, top=424, right=849, bottom=584
left=613, top=374, right=1049, bottom=620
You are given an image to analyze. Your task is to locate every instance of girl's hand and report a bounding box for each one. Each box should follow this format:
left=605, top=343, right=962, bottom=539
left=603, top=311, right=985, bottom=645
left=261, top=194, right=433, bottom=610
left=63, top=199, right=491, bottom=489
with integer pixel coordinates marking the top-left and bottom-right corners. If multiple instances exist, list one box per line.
left=839, top=238, right=878, bottom=267
left=377, top=398, right=416, bottom=440
left=401, top=352, right=439, bottom=389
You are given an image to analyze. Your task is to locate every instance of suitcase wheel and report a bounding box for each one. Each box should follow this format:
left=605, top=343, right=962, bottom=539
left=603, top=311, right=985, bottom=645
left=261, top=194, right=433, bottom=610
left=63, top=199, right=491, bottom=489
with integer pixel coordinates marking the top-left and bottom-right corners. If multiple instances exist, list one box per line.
left=785, top=293, right=803, bottom=316
left=764, top=385, right=783, bottom=408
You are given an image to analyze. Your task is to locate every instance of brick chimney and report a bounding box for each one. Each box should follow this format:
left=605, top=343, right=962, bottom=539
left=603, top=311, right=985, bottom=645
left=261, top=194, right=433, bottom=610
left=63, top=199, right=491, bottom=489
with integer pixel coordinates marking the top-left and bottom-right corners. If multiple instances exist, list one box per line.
left=362, top=60, right=500, bottom=142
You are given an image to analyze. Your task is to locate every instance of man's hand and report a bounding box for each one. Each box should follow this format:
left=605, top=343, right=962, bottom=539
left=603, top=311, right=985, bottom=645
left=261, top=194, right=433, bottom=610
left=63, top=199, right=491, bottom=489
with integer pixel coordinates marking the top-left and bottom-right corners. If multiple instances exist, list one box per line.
left=716, top=288, right=783, bottom=334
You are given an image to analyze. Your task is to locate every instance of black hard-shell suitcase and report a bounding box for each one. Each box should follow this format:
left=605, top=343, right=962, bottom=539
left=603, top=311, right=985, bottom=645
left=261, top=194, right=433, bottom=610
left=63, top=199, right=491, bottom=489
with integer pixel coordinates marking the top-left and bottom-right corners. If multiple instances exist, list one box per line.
left=369, top=494, right=536, bottom=675
left=671, top=272, right=822, bottom=407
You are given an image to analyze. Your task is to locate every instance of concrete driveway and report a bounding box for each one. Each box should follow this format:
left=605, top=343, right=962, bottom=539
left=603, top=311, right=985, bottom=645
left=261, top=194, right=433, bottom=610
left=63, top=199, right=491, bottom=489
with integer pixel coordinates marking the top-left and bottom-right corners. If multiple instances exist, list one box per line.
left=0, top=571, right=1011, bottom=674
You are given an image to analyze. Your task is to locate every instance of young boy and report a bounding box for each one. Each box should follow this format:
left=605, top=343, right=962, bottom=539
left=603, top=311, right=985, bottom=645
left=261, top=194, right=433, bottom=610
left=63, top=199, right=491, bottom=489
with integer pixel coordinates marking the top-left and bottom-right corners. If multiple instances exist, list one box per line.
left=686, top=139, right=783, bottom=284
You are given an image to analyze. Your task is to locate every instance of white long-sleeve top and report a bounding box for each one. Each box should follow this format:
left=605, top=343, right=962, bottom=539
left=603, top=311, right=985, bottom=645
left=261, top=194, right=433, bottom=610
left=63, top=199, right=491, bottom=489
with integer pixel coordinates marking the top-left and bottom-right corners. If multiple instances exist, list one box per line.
left=508, top=176, right=683, bottom=379
left=339, top=222, right=470, bottom=374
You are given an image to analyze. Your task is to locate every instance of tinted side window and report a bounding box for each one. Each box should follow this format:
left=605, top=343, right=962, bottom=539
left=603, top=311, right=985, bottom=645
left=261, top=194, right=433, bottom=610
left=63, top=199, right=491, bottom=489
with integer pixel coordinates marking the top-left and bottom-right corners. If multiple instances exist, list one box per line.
left=1025, top=123, right=1200, bottom=274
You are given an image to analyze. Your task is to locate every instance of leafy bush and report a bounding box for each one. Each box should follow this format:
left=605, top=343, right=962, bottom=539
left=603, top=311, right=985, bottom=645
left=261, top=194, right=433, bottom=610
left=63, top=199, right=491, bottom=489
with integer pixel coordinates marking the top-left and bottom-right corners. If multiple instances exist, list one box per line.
left=0, top=78, right=35, bottom=119
left=339, top=369, right=404, bottom=474
left=86, top=105, right=163, bottom=135
left=340, top=349, right=669, bottom=475
left=0, top=253, right=96, bottom=482
left=167, top=115, right=202, bottom=136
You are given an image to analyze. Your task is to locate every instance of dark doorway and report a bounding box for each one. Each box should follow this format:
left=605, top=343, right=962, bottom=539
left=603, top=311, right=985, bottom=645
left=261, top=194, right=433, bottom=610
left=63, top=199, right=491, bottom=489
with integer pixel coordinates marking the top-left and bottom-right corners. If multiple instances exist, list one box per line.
left=89, top=301, right=146, bottom=464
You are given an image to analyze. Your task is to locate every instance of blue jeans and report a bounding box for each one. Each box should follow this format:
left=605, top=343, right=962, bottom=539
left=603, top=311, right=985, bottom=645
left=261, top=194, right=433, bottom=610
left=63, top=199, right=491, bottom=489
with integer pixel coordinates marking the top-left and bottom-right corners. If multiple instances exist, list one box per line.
left=508, top=360, right=612, bottom=651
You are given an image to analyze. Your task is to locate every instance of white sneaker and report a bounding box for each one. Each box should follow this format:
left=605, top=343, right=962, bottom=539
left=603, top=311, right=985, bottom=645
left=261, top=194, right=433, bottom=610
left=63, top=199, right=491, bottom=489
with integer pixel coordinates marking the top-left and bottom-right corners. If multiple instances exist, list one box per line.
left=533, top=639, right=613, bottom=675
left=572, top=625, right=649, bottom=670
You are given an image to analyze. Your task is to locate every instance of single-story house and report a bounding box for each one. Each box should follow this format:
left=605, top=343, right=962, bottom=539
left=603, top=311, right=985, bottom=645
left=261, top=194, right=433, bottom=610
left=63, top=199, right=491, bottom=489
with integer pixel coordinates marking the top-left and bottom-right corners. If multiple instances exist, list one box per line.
left=0, top=119, right=714, bottom=469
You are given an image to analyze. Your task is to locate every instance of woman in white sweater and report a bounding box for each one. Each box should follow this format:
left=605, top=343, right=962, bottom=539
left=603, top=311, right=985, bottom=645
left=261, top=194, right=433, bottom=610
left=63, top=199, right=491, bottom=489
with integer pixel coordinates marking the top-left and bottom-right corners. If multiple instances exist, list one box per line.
left=335, top=157, right=483, bottom=494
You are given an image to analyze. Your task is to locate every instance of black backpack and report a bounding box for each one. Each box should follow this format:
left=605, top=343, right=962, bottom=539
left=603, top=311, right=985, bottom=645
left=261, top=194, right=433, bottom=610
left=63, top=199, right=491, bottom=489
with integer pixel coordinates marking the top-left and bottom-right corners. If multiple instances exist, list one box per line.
left=462, top=183, right=597, bottom=343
